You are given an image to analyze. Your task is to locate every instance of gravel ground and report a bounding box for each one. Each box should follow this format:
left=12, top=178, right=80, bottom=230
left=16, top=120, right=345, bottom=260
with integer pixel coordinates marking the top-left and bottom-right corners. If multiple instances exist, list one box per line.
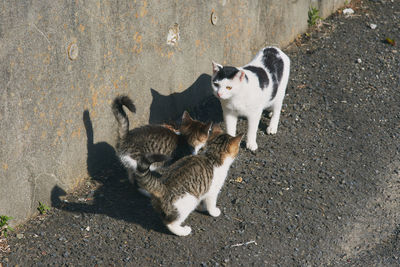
left=1, top=0, right=399, bottom=266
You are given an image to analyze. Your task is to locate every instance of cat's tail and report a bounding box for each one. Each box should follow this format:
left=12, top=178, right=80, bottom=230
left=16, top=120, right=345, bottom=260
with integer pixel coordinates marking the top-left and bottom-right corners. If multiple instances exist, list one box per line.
left=135, top=154, right=170, bottom=198
left=112, top=95, right=136, bottom=139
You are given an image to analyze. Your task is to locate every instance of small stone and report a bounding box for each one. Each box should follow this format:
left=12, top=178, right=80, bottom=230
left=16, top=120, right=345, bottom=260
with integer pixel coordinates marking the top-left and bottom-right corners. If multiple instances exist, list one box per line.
left=86, top=226, right=90, bottom=231
left=356, top=58, right=362, bottom=64
left=369, top=23, right=377, bottom=29
left=16, top=233, right=24, bottom=239
left=235, top=177, right=243, bottom=183
left=343, top=8, right=354, bottom=16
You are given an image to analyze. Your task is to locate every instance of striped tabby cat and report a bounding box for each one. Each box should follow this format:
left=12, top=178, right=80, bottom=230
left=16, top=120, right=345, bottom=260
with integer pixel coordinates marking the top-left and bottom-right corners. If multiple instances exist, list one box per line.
left=136, top=126, right=243, bottom=236
left=112, top=95, right=212, bottom=195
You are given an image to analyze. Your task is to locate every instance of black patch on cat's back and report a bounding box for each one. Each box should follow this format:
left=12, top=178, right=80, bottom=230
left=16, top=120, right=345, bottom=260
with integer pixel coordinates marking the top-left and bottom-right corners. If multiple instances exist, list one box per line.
left=243, top=66, right=269, bottom=90
left=262, top=47, right=284, bottom=100
left=212, top=66, right=239, bottom=82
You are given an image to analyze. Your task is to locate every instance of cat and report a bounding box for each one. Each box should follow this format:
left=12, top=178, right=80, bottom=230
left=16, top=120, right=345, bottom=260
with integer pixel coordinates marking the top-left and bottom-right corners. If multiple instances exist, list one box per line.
left=211, top=46, right=290, bottom=151
left=112, top=95, right=212, bottom=195
left=135, top=126, right=242, bottom=236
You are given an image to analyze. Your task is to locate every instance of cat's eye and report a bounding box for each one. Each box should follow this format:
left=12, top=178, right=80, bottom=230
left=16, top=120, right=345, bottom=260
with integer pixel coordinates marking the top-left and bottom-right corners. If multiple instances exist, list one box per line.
left=226, top=86, right=232, bottom=90
left=213, top=83, right=220, bottom=88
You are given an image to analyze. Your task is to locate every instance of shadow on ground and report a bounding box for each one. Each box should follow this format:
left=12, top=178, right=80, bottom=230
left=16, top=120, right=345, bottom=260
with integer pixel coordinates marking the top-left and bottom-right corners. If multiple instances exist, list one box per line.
left=51, top=110, right=168, bottom=234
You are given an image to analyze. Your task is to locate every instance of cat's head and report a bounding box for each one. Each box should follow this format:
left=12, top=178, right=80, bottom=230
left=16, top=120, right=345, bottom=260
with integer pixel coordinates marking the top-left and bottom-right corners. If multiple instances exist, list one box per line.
left=211, top=62, right=246, bottom=100
left=206, top=131, right=243, bottom=165
left=179, top=111, right=212, bottom=155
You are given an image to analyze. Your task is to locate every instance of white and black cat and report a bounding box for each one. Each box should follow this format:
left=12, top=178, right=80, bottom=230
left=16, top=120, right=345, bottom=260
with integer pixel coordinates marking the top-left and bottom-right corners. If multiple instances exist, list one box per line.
left=211, top=46, right=290, bottom=151
left=112, top=95, right=212, bottom=195
left=135, top=126, right=242, bottom=236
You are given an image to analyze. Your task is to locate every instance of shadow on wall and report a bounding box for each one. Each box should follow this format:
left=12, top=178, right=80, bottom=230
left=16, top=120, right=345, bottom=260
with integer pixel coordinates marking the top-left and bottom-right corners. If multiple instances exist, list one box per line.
left=149, top=73, right=223, bottom=125
left=51, top=110, right=168, bottom=234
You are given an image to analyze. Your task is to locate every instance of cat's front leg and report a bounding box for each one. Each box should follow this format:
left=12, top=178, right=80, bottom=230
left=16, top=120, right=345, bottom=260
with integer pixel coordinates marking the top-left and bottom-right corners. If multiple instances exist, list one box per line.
left=204, top=194, right=221, bottom=217
left=223, top=109, right=238, bottom=136
left=246, top=111, right=262, bottom=151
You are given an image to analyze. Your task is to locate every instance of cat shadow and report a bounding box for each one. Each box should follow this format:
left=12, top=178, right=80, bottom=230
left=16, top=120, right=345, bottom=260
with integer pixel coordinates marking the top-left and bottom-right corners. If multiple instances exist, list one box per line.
left=50, top=110, right=168, bottom=234
left=149, top=73, right=223, bottom=125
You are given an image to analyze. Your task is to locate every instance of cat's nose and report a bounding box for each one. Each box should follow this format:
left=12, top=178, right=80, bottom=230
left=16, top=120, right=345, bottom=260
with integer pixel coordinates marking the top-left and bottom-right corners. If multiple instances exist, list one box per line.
left=217, top=92, right=222, bottom=97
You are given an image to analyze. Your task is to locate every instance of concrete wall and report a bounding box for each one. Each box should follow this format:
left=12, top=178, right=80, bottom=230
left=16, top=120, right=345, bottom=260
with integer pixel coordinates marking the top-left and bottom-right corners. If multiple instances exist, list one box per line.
left=0, top=0, right=346, bottom=225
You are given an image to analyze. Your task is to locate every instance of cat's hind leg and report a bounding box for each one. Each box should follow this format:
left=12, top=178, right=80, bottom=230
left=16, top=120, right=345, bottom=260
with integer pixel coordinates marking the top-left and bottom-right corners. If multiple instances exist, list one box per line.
left=266, top=101, right=283, bottom=135
left=166, top=194, right=198, bottom=236
left=268, top=53, right=290, bottom=135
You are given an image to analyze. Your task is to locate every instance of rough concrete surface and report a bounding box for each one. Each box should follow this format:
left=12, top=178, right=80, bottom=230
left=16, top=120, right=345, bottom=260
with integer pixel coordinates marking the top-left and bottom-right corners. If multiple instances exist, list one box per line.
left=0, top=0, right=346, bottom=225
left=1, top=0, right=399, bottom=266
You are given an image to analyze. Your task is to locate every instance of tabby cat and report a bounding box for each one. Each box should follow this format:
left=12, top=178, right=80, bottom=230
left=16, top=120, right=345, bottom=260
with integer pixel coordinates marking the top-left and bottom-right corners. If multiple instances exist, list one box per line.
left=136, top=126, right=243, bottom=236
left=211, top=46, right=290, bottom=151
left=112, top=95, right=212, bottom=195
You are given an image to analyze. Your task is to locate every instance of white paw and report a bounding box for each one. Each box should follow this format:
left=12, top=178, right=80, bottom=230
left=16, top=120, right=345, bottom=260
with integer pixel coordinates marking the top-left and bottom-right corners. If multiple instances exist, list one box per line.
left=180, top=226, right=192, bottom=236
left=266, top=126, right=277, bottom=135
left=208, top=207, right=221, bottom=217
left=168, top=225, right=192, bottom=236
left=246, top=141, right=258, bottom=151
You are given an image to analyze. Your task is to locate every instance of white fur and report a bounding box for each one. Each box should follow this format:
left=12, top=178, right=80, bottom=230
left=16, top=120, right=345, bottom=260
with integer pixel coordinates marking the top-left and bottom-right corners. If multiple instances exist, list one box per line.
left=193, top=143, right=205, bottom=155
left=201, top=156, right=234, bottom=217
left=167, top=156, right=235, bottom=236
left=167, top=193, right=198, bottom=236
left=120, top=155, right=137, bottom=170
left=212, top=47, right=290, bottom=151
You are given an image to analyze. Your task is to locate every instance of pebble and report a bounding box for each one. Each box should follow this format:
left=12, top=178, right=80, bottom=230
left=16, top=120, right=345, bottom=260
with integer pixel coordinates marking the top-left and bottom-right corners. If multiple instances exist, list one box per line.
left=16, top=233, right=24, bottom=239
left=356, top=58, right=362, bottom=64
left=369, top=23, right=377, bottom=29
left=343, top=8, right=354, bottom=16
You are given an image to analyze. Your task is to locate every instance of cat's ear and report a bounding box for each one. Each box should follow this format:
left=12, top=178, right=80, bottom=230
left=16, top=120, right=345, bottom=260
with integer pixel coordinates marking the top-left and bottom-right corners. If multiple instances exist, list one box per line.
left=235, top=70, right=246, bottom=82
left=182, top=111, right=193, bottom=124
left=209, top=124, right=224, bottom=140
left=230, top=133, right=244, bottom=146
left=206, top=122, right=213, bottom=133
left=228, top=133, right=243, bottom=155
left=212, top=61, right=223, bottom=74
left=212, top=124, right=223, bottom=135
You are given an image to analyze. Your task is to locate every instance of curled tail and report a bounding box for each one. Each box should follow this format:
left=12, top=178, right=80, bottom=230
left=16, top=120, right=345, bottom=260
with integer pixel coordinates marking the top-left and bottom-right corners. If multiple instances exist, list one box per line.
left=136, top=154, right=170, bottom=198
left=112, top=95, right=136, bottom=139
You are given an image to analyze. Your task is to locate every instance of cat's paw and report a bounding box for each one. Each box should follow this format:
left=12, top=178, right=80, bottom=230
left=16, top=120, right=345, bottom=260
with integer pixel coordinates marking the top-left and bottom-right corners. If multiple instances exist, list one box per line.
left=208, top=207, right=221, bottom=217
left=266, top=126, right=278, bottom=135
left=179, top=226, right=192, bottom=236
left=246, top=141, right=258, bottom=151
left=167, top=224, right=192, bottom=236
